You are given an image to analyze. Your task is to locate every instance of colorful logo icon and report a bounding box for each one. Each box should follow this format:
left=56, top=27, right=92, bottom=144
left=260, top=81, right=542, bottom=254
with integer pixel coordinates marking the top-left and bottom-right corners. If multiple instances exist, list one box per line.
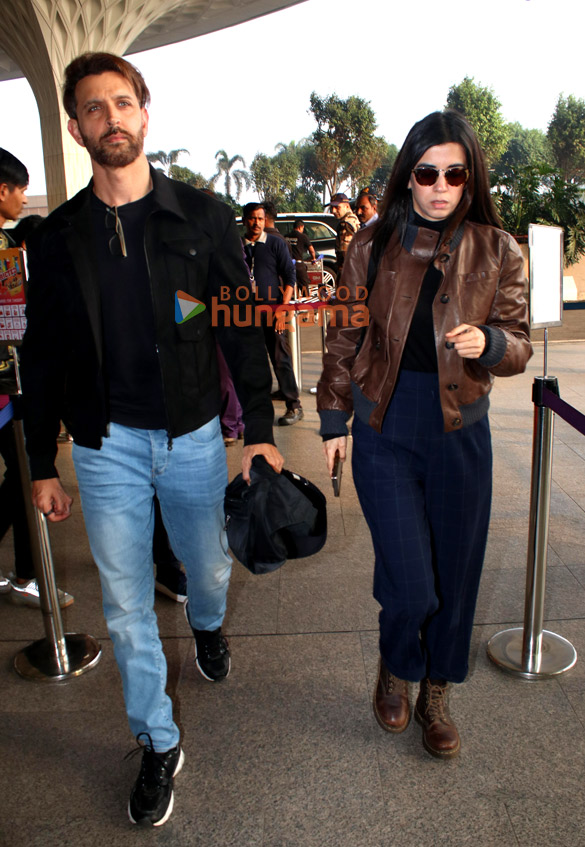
left=175, top=290, right=206, bottom=324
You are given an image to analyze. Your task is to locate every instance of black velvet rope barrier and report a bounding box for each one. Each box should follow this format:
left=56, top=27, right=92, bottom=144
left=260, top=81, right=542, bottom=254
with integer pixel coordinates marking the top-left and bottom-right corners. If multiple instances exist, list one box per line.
left=542, top=387, right=585, bottom=437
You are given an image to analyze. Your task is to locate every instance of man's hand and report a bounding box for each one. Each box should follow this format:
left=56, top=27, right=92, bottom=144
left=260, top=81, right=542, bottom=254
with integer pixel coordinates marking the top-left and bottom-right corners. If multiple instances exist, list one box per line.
left=32, top=478, right=73, bottom=522
left=274, top=312, right=288, bottom=334
left=445, top=324, right=486, bottom=359
left=323, top=436, right=347, bottom=475
left=242, top=443, right=284, bottom=483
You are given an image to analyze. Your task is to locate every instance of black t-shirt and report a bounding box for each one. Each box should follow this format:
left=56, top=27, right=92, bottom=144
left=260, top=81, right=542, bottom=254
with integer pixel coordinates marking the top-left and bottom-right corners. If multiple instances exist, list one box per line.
left=90, top=191, right=166, bottom=429
left=286, top=229, right=311, bottom=262
left=400, top=213, right=448, bottom=373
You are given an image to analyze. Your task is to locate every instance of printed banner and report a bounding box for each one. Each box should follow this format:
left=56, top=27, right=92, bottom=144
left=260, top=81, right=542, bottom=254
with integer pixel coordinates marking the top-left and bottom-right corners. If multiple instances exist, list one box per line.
left=0, top=248, right=27, bottom=342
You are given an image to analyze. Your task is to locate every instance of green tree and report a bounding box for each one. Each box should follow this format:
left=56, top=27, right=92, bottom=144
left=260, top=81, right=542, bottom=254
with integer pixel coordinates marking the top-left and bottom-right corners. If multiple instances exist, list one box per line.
left=146, top=148, right=189, bottom=176
left=493, top=123, right=554, bottom=179
left=493, top=164, right=543, bottom=236
left=212, top=150, right=250, bottom=201
left=250, top=143, right=300, bottom=205
left=284, top=186, right=322, bottom=212
left=347, top=136, right=391, bottom=196
left=494, top=164, right=585, bottom=265
left=250, top=141, right=323, bottom=211
left=309, top=92, right=384, bottom=196
left=547, top=94, right=585, bottom=182
left=169, top=165, right=214, bottom=189
left=446, top=77, right=510, bottom=167
left=366, top=141, right=399, bottom=197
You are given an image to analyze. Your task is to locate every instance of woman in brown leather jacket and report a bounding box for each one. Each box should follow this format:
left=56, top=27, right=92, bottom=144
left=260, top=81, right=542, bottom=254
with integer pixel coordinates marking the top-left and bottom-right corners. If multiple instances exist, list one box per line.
left=317, top=111, right=532, bottom=759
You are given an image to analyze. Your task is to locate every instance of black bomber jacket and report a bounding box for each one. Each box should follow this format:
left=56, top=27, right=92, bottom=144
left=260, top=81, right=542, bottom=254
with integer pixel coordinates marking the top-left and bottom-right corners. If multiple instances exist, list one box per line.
left=21, top=167, right=274, bottom=480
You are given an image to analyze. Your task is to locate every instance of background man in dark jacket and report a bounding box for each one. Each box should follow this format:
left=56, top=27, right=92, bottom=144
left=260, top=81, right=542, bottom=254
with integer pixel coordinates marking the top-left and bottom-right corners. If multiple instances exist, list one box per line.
left=242, top=203, right=303, bottom=425
left=20, top=52, right=283, bottom=828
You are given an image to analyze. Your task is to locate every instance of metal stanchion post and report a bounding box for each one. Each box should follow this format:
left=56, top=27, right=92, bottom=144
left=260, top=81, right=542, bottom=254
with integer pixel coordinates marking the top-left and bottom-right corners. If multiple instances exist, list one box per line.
left=288, top=309, right=302, bottom=391
left=487, top=375, right=577, bottom=679
left=8, top=348, right=101, bottom=682
left=320, top=306, right=328, bottom=355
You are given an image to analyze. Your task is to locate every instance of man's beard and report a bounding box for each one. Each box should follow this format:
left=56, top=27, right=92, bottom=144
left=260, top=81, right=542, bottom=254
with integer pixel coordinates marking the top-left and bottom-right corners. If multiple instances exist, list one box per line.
left=81, top=125, right=144, bottom=168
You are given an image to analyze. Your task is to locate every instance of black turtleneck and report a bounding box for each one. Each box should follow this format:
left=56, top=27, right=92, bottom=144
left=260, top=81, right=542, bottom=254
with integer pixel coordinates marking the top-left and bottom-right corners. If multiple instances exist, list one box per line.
left=400, top=212, right=449, bottom=373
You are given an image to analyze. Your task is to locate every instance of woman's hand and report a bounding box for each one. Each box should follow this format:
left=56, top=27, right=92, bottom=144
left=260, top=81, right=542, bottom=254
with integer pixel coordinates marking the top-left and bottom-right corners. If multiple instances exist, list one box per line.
left=323, top=436, right=347, bottom=476
left=445, top=324, right=486, bottom=359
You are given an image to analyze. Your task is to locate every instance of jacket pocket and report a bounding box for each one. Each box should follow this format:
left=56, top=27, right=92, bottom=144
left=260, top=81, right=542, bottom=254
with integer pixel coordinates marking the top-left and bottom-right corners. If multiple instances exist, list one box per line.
left=457, top=271, right=499, bottom=323
left=174, top=303, right=215, bottom=402
left=161, top=237, right=211, bottom=304
left=350, top=321, right=388, bottom=403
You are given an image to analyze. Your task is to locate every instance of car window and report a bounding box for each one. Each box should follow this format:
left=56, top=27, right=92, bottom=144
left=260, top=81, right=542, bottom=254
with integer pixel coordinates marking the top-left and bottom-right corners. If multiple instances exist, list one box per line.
left=304, top=223, right=335, bottom=239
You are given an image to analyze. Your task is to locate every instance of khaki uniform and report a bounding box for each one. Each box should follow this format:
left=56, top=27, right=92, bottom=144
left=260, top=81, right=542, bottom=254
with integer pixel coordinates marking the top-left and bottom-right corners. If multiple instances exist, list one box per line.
left=335, top=211, right=359, bottom=270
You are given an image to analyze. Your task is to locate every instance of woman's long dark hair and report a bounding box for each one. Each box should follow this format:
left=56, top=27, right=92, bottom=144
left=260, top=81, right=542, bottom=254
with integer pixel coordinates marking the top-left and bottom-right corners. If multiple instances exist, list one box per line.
left=370, top=110, right=501, bottom=262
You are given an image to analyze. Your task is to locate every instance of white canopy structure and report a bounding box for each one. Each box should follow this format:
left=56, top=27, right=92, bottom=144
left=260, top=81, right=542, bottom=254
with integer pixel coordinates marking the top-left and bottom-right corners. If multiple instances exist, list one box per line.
left=0, top=0, right=307, bottom=207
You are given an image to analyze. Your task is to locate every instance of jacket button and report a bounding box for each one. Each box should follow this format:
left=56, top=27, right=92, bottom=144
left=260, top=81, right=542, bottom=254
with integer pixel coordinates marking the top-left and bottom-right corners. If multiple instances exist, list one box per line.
left=375, top=340, right=381, bottom=350
left=452, top=417, right=462, bottom=426
left=439, top=253, right=450, bottom=262
left=440, top=294, right=449, bottom=304
left=447, top=383, right=459, bottom=391
left=189, top=248, right=197, bottom=256
left=445, top=341, right=455, bottom=349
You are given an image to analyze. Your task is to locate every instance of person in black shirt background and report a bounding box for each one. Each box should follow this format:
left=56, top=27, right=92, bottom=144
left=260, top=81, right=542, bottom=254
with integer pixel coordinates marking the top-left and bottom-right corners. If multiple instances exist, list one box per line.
left=286, top=219, right=317, bottom=297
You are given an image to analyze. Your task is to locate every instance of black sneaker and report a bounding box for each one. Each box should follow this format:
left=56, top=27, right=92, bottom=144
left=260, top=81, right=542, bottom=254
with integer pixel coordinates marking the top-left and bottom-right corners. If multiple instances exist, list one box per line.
left=184, top=603, right=231, bottom=681
left=155, top=561, right=187, bottom=603
left=128, top=735, right=184, bottom=827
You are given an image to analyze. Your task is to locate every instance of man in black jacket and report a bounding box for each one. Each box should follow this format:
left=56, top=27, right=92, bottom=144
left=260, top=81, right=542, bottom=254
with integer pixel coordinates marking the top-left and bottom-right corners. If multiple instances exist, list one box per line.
left=242, top=203, right=303, bottom=425
left=20, top=52, right=283, bottom=828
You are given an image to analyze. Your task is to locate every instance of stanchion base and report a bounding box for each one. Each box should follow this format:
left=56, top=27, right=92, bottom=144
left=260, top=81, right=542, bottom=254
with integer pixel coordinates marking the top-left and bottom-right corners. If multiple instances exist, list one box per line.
left=14, top=633, right=102, bottom=682
left=487, top=627, right=577, bottom=679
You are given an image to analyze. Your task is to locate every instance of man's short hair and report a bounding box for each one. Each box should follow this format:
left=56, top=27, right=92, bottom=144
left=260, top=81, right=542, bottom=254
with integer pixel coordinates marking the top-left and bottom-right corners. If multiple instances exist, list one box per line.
left=262, top=201, right=278, bottom=221
left=357, top=187, right=378, bottom=207
left=293, top=220, right=305, bottom=230
left=0, top=149, right=28, bottom=188
left=243, top=202, right=263, bottom=220
left=63, top=52, right=151, bottom=119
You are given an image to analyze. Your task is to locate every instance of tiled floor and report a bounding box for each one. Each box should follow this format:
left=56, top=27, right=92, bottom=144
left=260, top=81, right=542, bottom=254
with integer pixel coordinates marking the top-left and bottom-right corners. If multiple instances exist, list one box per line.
left=1, top=330, right=584, bottom=847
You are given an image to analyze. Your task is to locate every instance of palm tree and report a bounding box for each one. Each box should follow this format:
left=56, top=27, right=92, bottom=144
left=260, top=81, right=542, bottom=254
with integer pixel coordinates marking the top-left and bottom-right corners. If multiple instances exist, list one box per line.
left=146, top=148, right=189, bottom=176
left=212, top=150, right=250, bottom=201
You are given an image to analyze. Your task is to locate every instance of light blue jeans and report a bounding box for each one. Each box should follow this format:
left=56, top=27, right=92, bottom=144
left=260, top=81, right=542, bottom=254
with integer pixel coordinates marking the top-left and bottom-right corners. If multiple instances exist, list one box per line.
left=72, top=418, right=231, bottom=751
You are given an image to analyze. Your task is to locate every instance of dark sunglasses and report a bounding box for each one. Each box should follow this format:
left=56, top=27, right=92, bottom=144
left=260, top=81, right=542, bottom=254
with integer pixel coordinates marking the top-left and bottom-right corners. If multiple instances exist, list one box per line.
left=412, top=166, right=469, bottom=187
left=105, top=206, right=127, bottom=258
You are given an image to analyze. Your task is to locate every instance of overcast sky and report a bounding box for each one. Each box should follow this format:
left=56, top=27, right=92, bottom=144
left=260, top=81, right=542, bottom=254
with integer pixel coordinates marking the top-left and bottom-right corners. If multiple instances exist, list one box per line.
left=2, top=0, right=584, bottom=198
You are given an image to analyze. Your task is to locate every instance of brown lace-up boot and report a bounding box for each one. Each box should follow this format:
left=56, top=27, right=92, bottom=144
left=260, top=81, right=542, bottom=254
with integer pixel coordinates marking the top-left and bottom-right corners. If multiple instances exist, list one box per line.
left=415, top=678, right=461, bottom=759
left=373, top=659, right=410, bottom=733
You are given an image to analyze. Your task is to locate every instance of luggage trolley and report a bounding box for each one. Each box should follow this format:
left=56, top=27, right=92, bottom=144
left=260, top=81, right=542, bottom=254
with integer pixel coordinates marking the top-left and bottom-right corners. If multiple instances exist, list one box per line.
left=287, top=258, right=334, bottom=390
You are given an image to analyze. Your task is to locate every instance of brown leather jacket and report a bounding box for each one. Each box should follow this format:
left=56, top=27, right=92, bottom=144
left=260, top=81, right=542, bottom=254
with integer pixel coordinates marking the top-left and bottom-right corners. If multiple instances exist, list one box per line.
left=317, top=219, right=532, bottom=435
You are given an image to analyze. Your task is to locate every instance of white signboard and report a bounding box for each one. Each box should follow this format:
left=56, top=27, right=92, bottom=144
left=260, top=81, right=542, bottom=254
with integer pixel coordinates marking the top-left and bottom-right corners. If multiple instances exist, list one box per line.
left=529, top=224, right=563, bottom=329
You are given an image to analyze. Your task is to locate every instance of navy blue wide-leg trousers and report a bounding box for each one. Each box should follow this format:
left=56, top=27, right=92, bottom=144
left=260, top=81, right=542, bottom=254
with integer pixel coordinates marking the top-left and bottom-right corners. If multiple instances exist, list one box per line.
left=352, top=370, right=492, bottom=683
